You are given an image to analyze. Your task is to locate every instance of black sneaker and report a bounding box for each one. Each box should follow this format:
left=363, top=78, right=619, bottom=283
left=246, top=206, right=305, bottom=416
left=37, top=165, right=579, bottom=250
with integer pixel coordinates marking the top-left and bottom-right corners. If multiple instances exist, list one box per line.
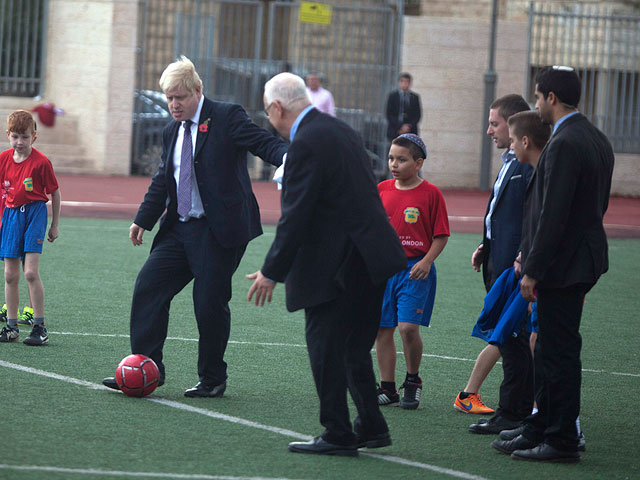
left=377, top=384, right=400, bottom=406
left=400, top=378, right=422, bottom=410
left=0, top=326, right=19, bottom=342
left=23, top=324, right=48, bottom=346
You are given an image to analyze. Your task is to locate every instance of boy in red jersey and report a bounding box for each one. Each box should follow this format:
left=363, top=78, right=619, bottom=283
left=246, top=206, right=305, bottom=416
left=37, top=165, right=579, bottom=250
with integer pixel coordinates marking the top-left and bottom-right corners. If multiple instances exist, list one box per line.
left=376, top=134, right=449, bottom=409
left=0, top=110, right=60, bottom=345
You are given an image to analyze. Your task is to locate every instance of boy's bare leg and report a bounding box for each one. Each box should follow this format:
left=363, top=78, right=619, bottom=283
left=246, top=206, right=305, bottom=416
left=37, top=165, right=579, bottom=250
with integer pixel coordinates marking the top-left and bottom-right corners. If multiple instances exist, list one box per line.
left=4, top=257, right=22, bottom=321
left=464, top=344, right=501, bottom=393
left=398, top=322, right=422, bottom=375
left=22, top=253, right=44, bottom=319
left=375, top=326, right=397, bottom=382
left=529, top=332, right=538, bottom=410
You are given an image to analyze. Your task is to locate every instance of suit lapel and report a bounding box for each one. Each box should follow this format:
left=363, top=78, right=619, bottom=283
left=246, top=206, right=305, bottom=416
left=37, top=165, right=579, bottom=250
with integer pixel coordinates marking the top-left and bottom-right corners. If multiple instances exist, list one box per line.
left=194, top=98, right=213, bottom=160
left=494, top=159, right=517, bottom=206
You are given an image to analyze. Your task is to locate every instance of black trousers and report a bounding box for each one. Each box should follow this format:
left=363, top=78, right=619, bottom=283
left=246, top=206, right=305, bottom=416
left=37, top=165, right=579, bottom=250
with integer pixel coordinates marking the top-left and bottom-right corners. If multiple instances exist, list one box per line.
left=129, top=219, right=246, bottom=385
left=483, top=252, right=500, bottom=292
left=304, top=250, right=388, bottom=446
left=496, top=326, right=534, bottom=421
left=523, top=283, right=591, bottom=451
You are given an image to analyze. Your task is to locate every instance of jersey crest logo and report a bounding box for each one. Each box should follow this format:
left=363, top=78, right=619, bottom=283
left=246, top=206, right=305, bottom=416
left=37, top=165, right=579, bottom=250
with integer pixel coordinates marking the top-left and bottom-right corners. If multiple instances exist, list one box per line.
left=404, top=207, right=419, bottom=224
left=23, top=177, right=33, bottom=191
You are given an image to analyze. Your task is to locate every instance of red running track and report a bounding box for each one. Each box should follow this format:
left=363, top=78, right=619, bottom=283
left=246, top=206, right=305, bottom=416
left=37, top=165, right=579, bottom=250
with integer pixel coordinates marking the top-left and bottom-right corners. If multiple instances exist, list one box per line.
left=55, top=174, right=640, bottom=239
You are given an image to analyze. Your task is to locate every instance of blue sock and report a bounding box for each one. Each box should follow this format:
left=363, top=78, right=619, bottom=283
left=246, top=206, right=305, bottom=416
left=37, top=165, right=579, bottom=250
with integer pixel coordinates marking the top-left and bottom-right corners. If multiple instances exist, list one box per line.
left=34, top=317, right=45, bottom=326
left=8, top=318, right=18, bottom=329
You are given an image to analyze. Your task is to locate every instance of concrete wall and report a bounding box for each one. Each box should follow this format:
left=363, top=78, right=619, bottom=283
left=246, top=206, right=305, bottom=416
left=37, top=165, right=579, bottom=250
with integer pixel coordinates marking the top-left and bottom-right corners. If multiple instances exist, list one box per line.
left=41, top=0, right=137, bottom=174
left=403, top=15, right=640, bottom=195
left=404, top=16, right=529, bottom=188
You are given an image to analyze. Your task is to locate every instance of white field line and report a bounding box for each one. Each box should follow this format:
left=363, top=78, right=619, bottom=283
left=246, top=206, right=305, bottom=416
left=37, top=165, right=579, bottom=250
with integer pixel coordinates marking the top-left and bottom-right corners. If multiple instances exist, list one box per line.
left=0, top=359, right=489, bottom=480
left=61, top=201, right=141, bottom=208
left=59, top=208, right=640, bottom=232
left=0, top=464, right=297, bottom=480
left=49, top=331, right=640, bottom=378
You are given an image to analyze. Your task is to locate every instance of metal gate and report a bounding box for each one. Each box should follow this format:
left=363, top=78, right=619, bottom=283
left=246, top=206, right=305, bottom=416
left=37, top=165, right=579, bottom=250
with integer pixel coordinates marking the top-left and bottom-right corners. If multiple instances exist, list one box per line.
left=526, top=2, right=640, bottom=153
left=0, top=0, right=48, bottom=97
left=132, top=0, right=403, bottom=177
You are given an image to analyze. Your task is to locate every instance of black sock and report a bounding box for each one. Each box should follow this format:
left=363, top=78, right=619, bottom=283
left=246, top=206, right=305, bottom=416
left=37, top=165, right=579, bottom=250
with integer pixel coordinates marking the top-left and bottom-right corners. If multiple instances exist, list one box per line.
left=381, top=381, right=396, bottom=392
left=459, top=391, right=471, bottom=399
left=406, top=372, right=420, bottom=384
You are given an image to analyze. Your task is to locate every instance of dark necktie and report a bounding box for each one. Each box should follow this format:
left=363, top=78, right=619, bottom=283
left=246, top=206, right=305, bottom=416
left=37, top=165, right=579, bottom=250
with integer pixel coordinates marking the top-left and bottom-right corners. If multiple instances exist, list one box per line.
left=177, top=120, right=193, bottom=217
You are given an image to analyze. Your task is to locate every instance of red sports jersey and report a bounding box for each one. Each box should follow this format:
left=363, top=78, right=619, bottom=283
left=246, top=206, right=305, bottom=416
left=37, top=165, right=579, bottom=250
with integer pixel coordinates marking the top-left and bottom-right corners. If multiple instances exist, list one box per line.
left=0, top=148, right=58, bottom=208
left=378, top=179, right=450, bottom=258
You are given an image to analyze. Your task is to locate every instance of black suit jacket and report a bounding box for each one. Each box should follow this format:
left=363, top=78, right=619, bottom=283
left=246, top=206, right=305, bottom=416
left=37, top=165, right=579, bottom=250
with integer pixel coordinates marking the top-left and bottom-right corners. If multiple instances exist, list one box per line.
left=385, top=90, right=421, bottom=140
left=522, top=113, right=614, bottom=288
left=134, top=97, right=287, bottom=249
left=261, top=108, right=406, bottom=312
left=482, top=158, right=534, bottom=284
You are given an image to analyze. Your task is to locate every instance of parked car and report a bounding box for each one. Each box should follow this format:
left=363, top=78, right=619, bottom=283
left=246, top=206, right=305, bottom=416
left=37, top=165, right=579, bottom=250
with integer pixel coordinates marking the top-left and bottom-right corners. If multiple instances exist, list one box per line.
left=131, top=89, right=170, bottom=175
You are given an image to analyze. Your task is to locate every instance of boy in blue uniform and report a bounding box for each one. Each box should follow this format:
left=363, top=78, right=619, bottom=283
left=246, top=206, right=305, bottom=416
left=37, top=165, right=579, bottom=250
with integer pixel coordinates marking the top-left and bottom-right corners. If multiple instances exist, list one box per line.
left=0, top=110, right=60, bottom=345
left=376, top=134, right=450, bottom=409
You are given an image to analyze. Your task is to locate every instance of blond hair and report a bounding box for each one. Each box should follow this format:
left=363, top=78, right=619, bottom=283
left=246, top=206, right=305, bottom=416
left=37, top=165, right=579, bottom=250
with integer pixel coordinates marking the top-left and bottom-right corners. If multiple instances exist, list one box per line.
left=159, top=56, right=203, bottom=93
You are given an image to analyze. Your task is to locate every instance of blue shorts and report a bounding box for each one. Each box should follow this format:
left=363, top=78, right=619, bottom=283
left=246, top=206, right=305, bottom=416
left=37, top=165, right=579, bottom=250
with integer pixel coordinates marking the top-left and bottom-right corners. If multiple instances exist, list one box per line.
left=527, top=302, right=539, bottom=333
left=0, top=202, right=48, bottom=259
left=380, top=257, right=437, bottom=328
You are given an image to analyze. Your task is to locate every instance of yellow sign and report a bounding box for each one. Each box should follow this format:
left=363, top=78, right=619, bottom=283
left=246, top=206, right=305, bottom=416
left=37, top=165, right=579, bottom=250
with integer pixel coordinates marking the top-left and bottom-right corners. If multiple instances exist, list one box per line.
left=299, top=2, right=332, bottom=25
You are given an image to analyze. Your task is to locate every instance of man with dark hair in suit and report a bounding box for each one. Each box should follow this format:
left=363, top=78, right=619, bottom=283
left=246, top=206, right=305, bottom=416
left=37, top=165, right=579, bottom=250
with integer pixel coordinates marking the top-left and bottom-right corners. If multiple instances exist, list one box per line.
left=102, top=56, right=287, bottom=397
left=492, top=66, right=614, bottom=463
left=385, top=72, right=421, bottom=141
left=465, top=94, right=535, bottom=434
left=248, top=72, right=406, bottom=457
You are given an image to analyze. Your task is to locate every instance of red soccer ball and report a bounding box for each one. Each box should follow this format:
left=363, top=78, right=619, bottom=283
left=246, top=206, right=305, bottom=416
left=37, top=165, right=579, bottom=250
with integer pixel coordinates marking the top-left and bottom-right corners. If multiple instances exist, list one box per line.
left=115, top=354, right=160, bottom=397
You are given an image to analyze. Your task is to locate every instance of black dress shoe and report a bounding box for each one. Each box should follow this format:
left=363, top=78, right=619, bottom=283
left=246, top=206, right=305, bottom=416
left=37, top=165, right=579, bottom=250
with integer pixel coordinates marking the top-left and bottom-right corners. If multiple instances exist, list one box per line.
left=499, top=425, right=525, bottom=440
left=492, top=435, right=538, bottom=454
left=511, top=442, right=580, bottom=463
left=355, top=431, right=392, bottom=449
left=469, top=415, right=521, bottom=435
left=102, top=377, right=120, bottom=390
left=184, top=381, right=226, bottom=398
left=102, top=376, right=164, bottom=390
left=288, top=436, right=358, bottom=457
left=578, top=433, right=586, bottom=452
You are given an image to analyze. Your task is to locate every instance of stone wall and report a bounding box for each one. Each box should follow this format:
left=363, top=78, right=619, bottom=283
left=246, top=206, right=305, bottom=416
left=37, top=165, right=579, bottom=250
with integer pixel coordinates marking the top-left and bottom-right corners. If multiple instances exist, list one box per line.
left=42, top=0, right=137, bottom=174
left=403, top=16, right=529, bottom=188
left=418, top=0, right=632, bottom=21
left=403, top=14, right=640, bottom=195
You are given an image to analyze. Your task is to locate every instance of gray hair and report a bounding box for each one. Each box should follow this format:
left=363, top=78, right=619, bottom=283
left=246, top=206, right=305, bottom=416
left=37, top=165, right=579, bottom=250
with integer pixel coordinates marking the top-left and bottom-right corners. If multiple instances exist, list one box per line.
left=264, top=72, right=311, bottom=109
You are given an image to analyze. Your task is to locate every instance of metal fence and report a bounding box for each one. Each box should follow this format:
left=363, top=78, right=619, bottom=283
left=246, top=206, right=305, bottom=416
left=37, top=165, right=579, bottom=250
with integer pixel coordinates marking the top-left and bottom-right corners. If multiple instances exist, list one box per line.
left=526, top=2, right=640, bottom=153
left=132, top=0, right=403, bottom=177
left=0, top=0, right=48, bottom=97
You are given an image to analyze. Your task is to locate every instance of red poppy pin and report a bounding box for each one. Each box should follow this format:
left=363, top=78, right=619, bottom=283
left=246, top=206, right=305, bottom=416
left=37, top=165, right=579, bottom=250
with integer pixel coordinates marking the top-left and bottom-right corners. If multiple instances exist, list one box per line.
left=199, top=118, right=210, bottom=133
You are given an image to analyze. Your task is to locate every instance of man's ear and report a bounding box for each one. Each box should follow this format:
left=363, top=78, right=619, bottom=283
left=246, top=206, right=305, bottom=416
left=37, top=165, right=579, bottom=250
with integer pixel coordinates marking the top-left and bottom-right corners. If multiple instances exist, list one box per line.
left=522, top=135, right=530, bottom=149
left=547, top=91, right=558, bottom=106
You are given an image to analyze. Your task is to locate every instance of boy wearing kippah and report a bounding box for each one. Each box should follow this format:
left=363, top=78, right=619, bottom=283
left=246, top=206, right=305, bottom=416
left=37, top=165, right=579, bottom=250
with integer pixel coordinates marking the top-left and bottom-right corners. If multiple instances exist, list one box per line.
left=0, top=110, right=60, bottom=345
left=375, top=134, right=449, bottom=409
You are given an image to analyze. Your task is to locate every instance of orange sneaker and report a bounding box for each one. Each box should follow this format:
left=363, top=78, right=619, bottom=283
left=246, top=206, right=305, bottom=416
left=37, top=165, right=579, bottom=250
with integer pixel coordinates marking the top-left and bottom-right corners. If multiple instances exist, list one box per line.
left=454, top=392, right=495, bottom=414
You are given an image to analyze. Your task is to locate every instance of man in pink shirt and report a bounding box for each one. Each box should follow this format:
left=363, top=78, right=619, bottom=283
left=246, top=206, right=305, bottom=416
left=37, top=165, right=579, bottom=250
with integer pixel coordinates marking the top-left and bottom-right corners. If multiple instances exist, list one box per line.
left=305, top=73, right=335, bottom=117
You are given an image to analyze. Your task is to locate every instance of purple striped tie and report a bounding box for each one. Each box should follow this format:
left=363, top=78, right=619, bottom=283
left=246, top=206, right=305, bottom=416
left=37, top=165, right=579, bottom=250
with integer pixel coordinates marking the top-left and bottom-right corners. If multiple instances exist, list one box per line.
left=177, top=120, right=193, bottom=217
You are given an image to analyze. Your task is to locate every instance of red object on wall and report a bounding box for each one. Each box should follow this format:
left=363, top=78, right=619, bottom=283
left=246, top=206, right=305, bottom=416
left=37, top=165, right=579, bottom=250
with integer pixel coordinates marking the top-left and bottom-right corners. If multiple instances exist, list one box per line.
left=31, top=103, right=62, bottom=127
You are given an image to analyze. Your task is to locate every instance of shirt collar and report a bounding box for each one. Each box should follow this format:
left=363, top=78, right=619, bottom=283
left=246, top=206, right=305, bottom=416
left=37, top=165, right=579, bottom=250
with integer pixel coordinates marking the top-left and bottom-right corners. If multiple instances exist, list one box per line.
left=290, top=105, right=315, bottom=141
left=186, top=95, right=205, bottom=126
left=553, top=111, right=579, bottom=134
left=502, top=149, right=517, bottom=164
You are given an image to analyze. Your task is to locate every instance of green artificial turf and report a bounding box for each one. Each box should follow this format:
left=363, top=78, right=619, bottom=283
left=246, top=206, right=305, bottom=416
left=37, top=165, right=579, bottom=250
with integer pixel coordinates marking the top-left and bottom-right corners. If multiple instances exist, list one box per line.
left=0, top=218, right=638, bottom=480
